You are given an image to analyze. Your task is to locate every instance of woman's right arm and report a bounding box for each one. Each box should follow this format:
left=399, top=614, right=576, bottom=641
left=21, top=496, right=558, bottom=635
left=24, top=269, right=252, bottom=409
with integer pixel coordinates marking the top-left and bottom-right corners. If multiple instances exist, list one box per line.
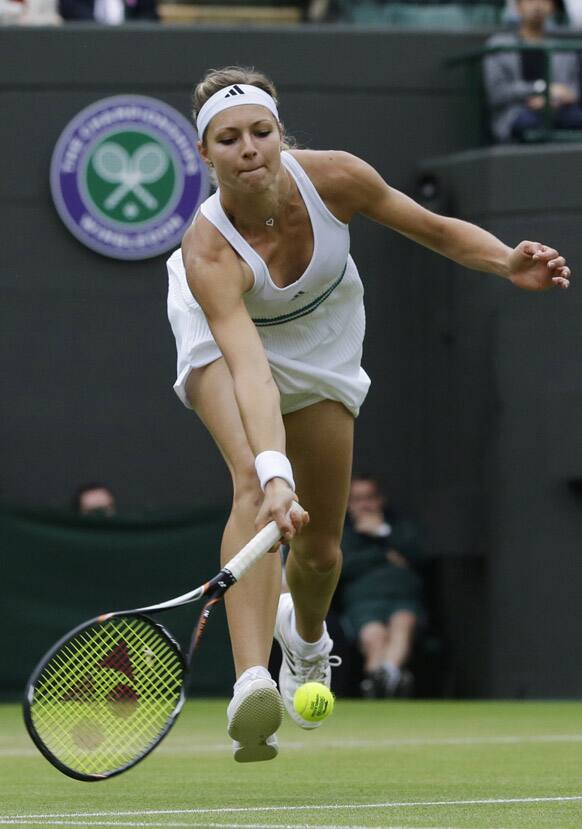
left=181, top=219, right=302, bottom=537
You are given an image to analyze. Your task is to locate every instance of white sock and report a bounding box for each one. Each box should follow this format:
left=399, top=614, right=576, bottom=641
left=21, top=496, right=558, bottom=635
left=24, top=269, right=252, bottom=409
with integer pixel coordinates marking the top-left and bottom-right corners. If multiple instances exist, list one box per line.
left=233, top=665, right=272, bottom=694
left=288, top=606, right=331, bottom=657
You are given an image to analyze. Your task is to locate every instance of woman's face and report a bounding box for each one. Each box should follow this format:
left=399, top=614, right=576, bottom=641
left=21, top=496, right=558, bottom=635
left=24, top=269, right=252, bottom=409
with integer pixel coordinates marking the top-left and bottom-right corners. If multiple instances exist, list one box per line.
left=200, top=105, right=282, bottom=193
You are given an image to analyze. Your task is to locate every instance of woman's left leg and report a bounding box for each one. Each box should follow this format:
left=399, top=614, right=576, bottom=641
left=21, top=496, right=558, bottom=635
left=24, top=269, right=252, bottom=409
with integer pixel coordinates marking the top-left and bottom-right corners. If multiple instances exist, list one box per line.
left=274, top=399, right=353, bottom=727
left=283, top=399, right=354, bottom=642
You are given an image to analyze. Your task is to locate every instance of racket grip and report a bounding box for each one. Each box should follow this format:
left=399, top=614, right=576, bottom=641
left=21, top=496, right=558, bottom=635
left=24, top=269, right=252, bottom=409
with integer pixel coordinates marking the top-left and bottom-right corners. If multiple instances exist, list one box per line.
left=224, top=502, right=304, bottom=582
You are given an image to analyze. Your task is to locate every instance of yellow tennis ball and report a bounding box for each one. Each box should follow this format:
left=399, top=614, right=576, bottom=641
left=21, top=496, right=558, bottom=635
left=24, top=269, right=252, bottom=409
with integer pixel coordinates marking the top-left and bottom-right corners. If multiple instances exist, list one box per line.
left=293, top=682, right=334, bottom=722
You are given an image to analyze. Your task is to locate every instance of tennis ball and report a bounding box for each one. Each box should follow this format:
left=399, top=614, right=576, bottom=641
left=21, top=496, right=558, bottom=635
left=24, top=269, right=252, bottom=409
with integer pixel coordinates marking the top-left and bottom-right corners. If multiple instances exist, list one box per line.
left=293, top=682, right=334, bottom=722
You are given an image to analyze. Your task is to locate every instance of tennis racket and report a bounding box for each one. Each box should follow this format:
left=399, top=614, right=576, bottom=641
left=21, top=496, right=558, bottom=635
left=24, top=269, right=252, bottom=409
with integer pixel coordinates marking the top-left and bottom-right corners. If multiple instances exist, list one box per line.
left=23, top=505, right=301, bottom=781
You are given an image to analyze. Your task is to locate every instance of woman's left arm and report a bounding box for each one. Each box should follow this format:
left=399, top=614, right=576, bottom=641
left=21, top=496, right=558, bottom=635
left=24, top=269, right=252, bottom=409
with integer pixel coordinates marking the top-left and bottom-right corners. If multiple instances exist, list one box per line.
left=335, top=152, right=572, bottom=291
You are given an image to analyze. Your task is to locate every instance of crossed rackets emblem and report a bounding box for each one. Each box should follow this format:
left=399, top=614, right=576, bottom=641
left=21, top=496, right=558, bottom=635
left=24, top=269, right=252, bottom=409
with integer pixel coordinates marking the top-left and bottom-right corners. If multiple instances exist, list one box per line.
left=92, top=141, right=169, bottom=212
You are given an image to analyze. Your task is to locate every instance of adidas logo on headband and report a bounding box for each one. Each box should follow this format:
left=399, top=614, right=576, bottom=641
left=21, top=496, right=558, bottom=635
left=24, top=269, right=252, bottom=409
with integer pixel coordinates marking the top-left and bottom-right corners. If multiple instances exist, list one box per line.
left=196, top=84, right=279, bottom=138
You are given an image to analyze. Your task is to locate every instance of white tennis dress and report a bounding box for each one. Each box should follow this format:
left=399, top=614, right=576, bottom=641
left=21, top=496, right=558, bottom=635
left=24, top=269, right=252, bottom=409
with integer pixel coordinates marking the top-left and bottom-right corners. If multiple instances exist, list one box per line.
left=166, top=151, right=371, bottom=416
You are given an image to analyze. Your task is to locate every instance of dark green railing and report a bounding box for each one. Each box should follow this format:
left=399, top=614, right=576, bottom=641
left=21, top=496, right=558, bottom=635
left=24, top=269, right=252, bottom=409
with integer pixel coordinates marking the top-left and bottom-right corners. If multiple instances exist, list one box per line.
left=447, top=39, right=582, bottom=143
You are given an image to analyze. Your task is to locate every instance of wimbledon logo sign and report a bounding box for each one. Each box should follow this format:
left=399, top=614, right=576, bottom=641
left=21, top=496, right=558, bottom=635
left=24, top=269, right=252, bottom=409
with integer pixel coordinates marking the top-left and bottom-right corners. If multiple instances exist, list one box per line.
left=50, top=95, right=209, bottom=260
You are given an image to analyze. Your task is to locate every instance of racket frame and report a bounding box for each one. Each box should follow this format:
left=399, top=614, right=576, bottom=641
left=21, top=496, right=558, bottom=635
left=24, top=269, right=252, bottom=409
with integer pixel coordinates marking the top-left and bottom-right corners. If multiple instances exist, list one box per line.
left=23, top=612, right=186, bottom=782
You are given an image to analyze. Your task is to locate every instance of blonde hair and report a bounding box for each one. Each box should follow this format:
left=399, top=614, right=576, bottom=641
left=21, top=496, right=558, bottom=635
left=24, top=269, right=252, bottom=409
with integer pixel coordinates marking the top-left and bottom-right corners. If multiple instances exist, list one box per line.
left=192, top=65, right=294, bottom=149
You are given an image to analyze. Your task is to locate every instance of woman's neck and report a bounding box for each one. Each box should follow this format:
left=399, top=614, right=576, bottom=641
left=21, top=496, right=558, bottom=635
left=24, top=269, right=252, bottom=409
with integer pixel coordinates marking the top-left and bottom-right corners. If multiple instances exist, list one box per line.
left=220, top=165, right=293, bottom=232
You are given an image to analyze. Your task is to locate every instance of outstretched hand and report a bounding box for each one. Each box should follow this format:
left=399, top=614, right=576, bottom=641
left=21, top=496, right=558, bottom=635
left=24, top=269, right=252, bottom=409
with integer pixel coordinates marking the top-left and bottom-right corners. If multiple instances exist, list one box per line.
left=508, top=241, right=572, bottom=292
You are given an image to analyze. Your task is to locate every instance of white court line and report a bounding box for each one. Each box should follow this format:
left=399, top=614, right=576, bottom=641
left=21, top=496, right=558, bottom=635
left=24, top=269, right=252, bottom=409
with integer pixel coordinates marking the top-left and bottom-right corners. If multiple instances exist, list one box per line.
left=4, top=733, right=582, bottom=758
left=161, top=733, right=582, bottom=752
left=3, top=795, right=582, bottom=823
left=0, top=822, right=462, bottom=829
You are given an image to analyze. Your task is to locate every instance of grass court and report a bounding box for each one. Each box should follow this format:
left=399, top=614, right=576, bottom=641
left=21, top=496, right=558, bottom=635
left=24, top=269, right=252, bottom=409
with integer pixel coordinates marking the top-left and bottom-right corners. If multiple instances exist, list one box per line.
left=1, top=699, right=582, bottom=828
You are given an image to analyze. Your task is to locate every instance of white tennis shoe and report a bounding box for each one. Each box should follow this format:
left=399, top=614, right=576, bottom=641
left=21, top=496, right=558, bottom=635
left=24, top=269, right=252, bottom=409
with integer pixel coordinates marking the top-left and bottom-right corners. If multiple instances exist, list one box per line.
left=274, top=592, right=341, bottom=729
left=227, top=667, right=284, bottom=763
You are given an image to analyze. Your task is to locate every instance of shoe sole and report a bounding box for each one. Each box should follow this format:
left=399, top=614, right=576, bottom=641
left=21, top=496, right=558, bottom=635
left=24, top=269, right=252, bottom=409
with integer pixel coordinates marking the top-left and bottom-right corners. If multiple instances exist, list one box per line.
left=228, top=687, right=284, bottom=763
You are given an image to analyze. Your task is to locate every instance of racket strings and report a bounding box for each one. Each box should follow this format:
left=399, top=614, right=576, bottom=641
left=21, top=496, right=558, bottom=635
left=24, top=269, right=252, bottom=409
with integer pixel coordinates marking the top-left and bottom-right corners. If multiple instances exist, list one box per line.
left=29, top=616, right=184, bottom=777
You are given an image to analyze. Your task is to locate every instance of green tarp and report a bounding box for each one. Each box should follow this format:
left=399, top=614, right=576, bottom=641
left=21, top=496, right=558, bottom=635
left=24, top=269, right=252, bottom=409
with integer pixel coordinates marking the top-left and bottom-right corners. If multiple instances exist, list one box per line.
left=1, top=504, right=235, bottom=699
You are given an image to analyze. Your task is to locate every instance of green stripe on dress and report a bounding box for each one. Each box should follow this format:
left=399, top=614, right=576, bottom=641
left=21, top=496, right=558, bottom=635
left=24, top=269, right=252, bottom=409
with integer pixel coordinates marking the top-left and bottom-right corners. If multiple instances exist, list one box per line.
left=252, top=263, right=347, bottom=327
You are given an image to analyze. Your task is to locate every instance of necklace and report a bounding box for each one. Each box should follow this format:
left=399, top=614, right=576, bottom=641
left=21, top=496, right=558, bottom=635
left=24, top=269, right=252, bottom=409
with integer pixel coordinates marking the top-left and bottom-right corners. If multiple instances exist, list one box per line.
left=265, top=170, right=293, bottom=227
left=226, top=173, right=289, bottom=229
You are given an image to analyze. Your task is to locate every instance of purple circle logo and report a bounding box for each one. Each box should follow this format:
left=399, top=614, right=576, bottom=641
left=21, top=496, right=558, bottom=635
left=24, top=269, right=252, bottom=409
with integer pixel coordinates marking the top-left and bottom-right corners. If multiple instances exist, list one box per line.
left=50, top=95, right=209, bottom=260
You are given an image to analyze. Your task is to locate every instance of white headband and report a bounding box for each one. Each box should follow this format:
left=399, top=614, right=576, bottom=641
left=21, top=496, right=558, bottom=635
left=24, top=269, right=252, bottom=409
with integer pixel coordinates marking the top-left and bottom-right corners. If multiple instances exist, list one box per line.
left=196, top=84, right=279, bottom=140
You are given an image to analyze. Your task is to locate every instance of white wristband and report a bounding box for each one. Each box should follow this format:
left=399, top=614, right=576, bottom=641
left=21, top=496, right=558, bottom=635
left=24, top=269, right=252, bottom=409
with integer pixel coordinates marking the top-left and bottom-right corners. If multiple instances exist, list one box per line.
left=254, top=451, right=295, bottom=492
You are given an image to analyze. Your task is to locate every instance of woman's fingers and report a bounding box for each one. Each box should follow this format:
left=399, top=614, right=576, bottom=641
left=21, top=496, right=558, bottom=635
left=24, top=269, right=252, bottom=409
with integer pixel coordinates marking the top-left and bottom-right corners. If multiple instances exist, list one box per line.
left=278, top=502, right=309, bottom=542
left=532, top=246, right=559, bottom=261
left=257, top=483, right=310, bottom=545
left=521, top=241, right=538, bottom=256
left=271, top=505, right=294, bottom=541
left=523, top=243, right=572, bottom=288
left=290, top=505, right=309, bottom=533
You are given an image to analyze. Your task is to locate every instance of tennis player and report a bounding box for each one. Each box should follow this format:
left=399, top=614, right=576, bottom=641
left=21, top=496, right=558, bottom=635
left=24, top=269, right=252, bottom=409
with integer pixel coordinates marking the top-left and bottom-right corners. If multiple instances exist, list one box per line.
left=166, top=66, right=571, bottom=762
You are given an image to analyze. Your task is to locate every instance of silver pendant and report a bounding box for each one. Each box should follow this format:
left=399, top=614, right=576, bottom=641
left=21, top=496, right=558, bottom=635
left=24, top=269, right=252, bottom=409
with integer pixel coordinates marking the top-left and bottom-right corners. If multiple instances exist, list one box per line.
left=265, top=217, right=274, bottom=227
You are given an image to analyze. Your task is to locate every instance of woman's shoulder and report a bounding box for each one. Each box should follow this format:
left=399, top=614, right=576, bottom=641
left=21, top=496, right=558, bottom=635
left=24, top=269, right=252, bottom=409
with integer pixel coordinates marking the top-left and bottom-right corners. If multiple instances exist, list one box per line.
left=288, top=149, right=374, bottom=221
left=182, top=209, right=231, bottom=264
left=288, top=148, right=364, bottom=183
left=181, top=211, right=249, bottom=292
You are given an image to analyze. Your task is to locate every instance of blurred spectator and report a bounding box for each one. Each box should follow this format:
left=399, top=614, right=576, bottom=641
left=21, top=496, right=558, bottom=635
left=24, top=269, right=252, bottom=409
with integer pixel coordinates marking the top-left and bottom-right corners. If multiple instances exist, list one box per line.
left=0, top=0, right=21, bottom=21
left=338, top=474, right=424, bottom=698
left=73, top=482, right=116, bottom=517
left=303, top=0, right=334, bottom=21
left=562, top=0, right=582, bottom=27
left=484, top=0, right=582, bottom=142
left=18, top=0, right=61, bottom=23
left=59, top=0, right=158, bottom=23
left=503, top=0, right=569, bottom=24
left=332, top=0, right=502, bottom=27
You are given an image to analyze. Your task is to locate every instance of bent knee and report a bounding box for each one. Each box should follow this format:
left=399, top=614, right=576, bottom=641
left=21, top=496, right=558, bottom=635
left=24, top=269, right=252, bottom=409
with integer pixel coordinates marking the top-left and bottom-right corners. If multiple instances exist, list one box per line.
left=289, top=536, right=341, bottom=574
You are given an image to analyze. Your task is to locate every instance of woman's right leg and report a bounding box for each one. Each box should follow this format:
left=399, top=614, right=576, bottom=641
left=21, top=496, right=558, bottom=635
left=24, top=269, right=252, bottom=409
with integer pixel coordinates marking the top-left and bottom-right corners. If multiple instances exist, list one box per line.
left=185, top=359, right=282, bottom=679
left=186, top=359, right=285, bottom=762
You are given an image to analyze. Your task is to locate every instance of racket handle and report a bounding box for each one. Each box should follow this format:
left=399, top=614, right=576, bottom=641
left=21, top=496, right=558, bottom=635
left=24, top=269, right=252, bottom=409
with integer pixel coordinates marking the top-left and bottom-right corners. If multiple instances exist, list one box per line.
left=224, top=502, right=304, bottom=582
